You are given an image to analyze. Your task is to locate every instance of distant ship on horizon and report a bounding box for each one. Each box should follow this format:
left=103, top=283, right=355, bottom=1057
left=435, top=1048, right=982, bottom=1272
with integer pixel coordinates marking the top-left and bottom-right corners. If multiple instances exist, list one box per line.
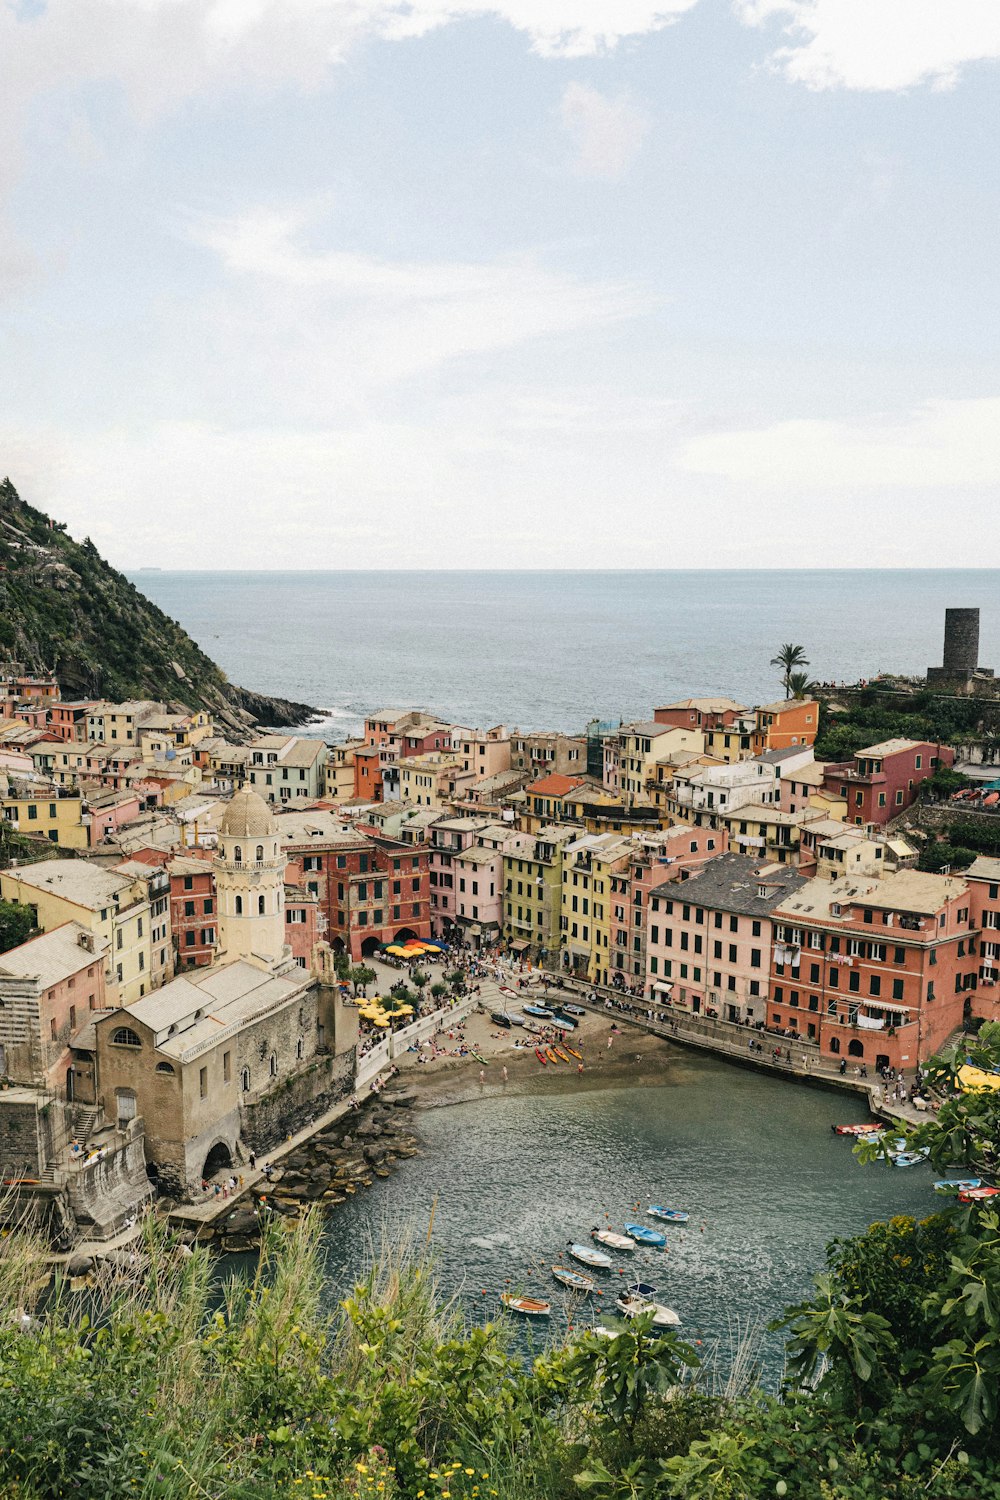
left=138, top=566, right=163, bottom=571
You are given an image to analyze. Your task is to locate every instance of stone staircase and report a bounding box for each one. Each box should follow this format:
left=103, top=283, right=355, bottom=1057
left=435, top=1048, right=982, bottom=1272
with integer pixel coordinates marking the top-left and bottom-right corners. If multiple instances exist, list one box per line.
left=70, top=1105, right=100, bottom=1151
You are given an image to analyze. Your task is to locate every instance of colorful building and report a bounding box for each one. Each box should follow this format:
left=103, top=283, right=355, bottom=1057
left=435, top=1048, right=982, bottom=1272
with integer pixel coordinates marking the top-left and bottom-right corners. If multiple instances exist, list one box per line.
left=821, top=739, right=954, bottom=827
left=751, top=699, right=818, bottom=755
left=503, top=824, right=576, bottom=960
left=767, top=868, right=979, bottom=1068
left=0, top=921, right=108, bottom=1092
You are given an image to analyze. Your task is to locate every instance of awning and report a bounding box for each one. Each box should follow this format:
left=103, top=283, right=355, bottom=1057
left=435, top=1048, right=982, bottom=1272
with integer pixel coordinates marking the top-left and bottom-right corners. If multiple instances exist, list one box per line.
left=509, top=940, right=530, bottom=952
left=652, top=980, right=674, bottom=993
left=867, top=1000, right=913, bottom=1014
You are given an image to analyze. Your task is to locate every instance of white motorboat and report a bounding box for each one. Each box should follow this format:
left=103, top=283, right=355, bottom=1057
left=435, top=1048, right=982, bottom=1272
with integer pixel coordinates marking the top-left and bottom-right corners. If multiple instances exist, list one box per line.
left=616, top=1293, right=681, bottom=1328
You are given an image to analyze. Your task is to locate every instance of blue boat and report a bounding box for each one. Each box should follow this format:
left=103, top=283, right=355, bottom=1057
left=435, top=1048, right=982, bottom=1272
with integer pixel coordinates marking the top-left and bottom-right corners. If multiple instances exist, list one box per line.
left=891, top=1149, right=929, bottom=1168
left=624, top=1223, right=666, bottom=1247
left=934, top=1178, right=981, bottom=1192
left=522, top=1004, right=553, bottom=1019
left=648, top=1205, right=689, bottom=1224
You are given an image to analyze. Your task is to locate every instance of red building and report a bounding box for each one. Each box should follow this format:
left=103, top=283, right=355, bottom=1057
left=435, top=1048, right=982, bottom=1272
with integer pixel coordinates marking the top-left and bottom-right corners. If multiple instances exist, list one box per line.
left=653, top=698, right=747, bottom=732
left=822, top=738, right=954, bottom=827
left=166, top=854, right=217, bottom=968
left=46, top=700, right=98, bottom=743
left=352, top=744, right=385, bottom=803
left=766, top=868, right=978, bottom=1071
left=281, top=823, right=431, bottom=960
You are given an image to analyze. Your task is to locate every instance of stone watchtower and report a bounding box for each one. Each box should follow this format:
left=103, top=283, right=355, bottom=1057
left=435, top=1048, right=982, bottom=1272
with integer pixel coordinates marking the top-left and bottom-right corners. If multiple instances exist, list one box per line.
left=927, top=607, right=992, bottom=691
left=213, top=789, right=292, bottom=972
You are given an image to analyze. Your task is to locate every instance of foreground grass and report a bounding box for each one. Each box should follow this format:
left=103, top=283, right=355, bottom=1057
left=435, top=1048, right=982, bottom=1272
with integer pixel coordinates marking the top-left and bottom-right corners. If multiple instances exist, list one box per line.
left=1, top=1206, right=999, bottom=1500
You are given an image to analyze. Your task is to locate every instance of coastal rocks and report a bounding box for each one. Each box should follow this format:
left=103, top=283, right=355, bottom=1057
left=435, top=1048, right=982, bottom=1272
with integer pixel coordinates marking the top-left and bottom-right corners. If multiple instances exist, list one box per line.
left=191, top=1098, right=421, bottom=1252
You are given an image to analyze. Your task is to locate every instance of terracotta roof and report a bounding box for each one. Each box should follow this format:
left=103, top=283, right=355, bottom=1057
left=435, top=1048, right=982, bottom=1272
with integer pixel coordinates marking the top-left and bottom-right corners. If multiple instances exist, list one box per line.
left=526, top=773, right=588, bottom=797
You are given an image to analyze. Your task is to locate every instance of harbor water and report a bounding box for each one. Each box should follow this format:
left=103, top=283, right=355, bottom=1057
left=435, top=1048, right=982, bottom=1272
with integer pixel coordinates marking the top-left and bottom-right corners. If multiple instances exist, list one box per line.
left=313, top=1051, right=934, bottom=1380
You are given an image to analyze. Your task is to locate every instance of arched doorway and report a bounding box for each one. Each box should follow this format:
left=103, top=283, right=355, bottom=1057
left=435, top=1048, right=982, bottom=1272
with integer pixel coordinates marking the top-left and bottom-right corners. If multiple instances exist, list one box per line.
left=875, top=1053, right=890, bottom=1073
left=394, top=928, right=417, bottom=944
left=203, top=1140, right=233, bottom=1178
left=361, top=935, right=381, bottom=958
left=847, top=1039, right=864, bottom=1058
left=331, top=937, right=346, bottom=955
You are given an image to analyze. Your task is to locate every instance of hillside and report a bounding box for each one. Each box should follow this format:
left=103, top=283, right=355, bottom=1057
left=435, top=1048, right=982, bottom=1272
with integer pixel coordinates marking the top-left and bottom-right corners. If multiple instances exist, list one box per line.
left=0, top=478, right=315, bottom=738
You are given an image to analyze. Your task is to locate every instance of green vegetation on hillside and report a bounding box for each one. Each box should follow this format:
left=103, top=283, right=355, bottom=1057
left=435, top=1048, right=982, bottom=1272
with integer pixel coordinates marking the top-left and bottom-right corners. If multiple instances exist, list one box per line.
left=0, top=478, right=313, bottom=733
left=3, top=1033, right=1000, bottom=1500
left=815, top=689, right=986, bottom=762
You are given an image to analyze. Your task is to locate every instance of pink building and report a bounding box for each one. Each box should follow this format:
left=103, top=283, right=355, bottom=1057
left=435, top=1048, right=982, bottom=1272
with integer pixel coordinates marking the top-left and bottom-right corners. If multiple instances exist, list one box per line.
left=822, top=739, right=954, bottom=827
left=87, top=790, right=142, bottom=846
left=645, top=853, right=808, bottom=1023
left=0, top=921, right=108, bottom=1092
left=453, top=824, right=532, bottom=948
left=428, top=817, right=491, bottom=938
left=450, top=725, right=511, bottom=780
left=285, top=883, right=321, bottom=969
left=609, top=824, right=729, bottom=988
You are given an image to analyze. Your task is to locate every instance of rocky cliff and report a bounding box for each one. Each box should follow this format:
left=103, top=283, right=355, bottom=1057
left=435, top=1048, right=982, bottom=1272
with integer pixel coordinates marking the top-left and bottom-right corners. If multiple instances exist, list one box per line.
left=0, top=478, right=316, bottom=739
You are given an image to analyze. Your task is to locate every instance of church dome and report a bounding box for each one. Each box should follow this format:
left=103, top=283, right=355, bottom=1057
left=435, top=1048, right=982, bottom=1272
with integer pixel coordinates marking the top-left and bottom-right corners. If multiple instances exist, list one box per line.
left=219, top=788, right=277, bottom=840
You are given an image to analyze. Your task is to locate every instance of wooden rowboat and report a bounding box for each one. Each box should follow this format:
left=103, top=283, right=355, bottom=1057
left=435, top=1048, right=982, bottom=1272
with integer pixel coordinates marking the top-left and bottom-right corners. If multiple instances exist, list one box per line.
left=501, top=1293, right=551, bottom=1317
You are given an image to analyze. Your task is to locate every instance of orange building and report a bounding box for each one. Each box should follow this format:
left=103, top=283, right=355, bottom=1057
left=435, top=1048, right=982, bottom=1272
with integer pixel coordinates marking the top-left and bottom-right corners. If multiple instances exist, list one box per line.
left=752, top=699, right=818, bottom=754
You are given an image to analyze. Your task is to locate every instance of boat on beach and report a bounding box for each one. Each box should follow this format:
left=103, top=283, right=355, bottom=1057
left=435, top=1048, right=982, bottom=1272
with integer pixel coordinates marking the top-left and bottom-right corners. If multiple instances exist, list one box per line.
left=647, top=1206, right=688, bottom=1224
left=624, top=1223, right=667, bottom=1247
left=552, top=1265, right=599, bottom=1293
left=490, top=1011, right=512, bottom=1028
left=554, top=1047, right=571, bottom=1063
left=523, top=1004, right=554, bottom=1019
left=592, top=1229, right=636, bottom=1252
left=501, top=1293, right=551, bottom=1318
left=561, top=1003, right=586, bottom=1017
left=616, top=1293, right=681, bottom=1328
left=546, top=1047, right=561, bottom=1063
left=534, top=1048, right=548, bottom=1065
left=565, top=1046, right=583, bottom=1060
left=568, top=1242, right=613, bottom=1270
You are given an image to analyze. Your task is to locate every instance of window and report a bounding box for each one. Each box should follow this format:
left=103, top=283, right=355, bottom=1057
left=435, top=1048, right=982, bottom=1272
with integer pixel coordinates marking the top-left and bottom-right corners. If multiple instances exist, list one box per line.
left=242, top=1067, right=251, bottom=1092
left=185, top=931, right=195, bottom=946
left=199, top=1066, right=208, bottom=1098
left=155, top=1061, right=174, bottom=1074
left=258, top=895, right=265, bottom=915
left=269, top=1052, right=278, bottom=1077
left=184, top=900, right=195, bottom=916
left=183, top=875, right=194, bottom=891
left=204, top=898, right=213, bottom=914
left=296, top=1035, right=304, bottom=1060
left=223, top=1051, right=231, bottom=1082
left=111, top=1026, right=141, bottom=1048
left=234, top=845, right=242, bottom=863
left=235, top=895, right=243, bottom=916
left=869, top=975, right=881, bottom=996
left=255, top=844, right=264, bottom=861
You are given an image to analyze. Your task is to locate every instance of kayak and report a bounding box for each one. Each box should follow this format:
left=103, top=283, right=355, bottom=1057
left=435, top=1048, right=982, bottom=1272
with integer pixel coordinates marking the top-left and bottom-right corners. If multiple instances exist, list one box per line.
left=565, top=1046, right=583, bottom=1060
left=534, top=1048, right=548, bottom=1065
left=592, top=1229, right=636, bottom=1252
left=648, top=1206, right=689, bottom=1224
left=624, top=1223, right=667, bottom=1247
left=501, top=1293, right=550, bottom=1317
left=554, top=1048, right=571, bottom=1063
left=546, top=1048, right=561, bottom=1064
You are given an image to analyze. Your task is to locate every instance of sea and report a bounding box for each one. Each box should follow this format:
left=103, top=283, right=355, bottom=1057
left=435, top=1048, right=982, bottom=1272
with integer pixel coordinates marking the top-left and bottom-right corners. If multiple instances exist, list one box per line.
left=129, top=569, right=1000, bottom=739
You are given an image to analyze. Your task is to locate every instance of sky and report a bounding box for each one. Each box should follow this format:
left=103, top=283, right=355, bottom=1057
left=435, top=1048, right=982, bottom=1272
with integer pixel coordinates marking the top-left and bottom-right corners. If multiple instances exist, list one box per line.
left=1, top=0, right=998, bottom=570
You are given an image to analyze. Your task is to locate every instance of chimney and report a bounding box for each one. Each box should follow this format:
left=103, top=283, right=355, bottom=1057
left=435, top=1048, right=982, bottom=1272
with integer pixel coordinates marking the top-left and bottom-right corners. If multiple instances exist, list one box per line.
left=77, top=930, right=95, bottom=953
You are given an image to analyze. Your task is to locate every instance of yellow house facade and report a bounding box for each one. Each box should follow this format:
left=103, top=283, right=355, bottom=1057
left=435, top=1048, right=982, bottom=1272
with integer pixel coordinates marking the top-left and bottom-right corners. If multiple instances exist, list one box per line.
left=560, top=834, right=633, bottom=982
left=503, top=824, right=575, bottom=957
left=398, top=753, right=476, bottom=809
left=0, top=860, right=155, bottom=1004
left=1, top=790, right=89, bottom=849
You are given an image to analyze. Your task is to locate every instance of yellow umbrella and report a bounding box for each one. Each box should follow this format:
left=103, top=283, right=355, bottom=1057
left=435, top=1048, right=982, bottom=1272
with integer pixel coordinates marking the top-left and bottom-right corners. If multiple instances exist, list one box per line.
left=391, top=1003, right=415, bottom=1016
left=372, top=1016, right=390, bottom=1028
left=958, top=1064, right=1000, bottom=1092
left=385, top=945, right=408, bottom=956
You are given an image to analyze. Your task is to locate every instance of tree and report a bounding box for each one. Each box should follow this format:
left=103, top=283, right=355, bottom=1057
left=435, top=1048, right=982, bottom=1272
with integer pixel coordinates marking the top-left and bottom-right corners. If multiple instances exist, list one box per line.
left=0, top=899, right=36, bottom=955
left=410, top=967, right=429, bottom=992
left=787, top=671, right=818, bottom=700
left=770, top=643, right=809, bottom=697
left=349, top=963, right=376, bottom=996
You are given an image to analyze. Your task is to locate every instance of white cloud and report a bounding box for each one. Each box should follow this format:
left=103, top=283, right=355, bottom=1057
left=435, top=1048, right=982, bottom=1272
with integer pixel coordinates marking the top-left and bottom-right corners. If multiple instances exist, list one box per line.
left=676, top=397, right=1000, bottom=487
left=736, top=0, right=1000, bottom=91
left=180, top=206, right=653, bottom=398
left=558, top=82, right=651, bottom=180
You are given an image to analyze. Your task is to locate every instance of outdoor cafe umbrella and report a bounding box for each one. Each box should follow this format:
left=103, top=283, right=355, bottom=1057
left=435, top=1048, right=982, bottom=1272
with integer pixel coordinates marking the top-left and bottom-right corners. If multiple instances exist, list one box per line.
left=385, top=945, right=409, bottom=956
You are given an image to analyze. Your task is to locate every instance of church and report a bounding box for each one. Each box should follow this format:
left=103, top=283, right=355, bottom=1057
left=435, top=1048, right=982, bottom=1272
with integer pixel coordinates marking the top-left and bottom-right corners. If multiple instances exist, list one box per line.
left=85, top=790, right=357, bottom=1195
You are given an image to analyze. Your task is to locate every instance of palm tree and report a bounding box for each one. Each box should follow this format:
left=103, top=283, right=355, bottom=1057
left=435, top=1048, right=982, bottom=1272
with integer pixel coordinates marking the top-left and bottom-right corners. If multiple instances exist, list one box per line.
left=787, top=670, right=818, bottom=700
left=771, top=643, right=809, bottom=698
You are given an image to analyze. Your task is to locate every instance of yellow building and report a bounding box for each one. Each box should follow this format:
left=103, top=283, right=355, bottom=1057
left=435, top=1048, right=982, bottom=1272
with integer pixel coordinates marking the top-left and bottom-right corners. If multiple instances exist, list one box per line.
left=614, top=723, right=705, bottom=804
left=1, top=788, right=89, bottom=849
left=718, top=804, right=809, bottom=867
left=503, top=825, right=575, bottom=957
left=0, top=859, right=155, bottom=1004
left=86, top=701, right=160, bottom=746
left=703, top=715, right=758, bottom=763
left=560, top=833, right=633, bottom=982
left=398, top=753, right=476, bottom=809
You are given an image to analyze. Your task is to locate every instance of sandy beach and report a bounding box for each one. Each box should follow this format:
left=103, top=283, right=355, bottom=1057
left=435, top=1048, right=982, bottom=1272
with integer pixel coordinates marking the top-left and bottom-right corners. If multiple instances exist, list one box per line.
left=363, top=959, right=676, bottom=1108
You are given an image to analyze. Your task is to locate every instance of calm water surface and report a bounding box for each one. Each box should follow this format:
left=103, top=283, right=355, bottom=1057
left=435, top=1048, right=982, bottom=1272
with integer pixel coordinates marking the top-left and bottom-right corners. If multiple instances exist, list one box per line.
left=129, top=568, right=1000, bottom=737
left=313, top=1053, right=933, bottom=1379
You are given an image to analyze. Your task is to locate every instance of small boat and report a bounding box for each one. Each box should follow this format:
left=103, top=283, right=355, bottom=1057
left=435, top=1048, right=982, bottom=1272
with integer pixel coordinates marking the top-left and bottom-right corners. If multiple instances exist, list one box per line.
left=616, top=1293, right=681, bottom=1328
left=534, top=1048, right=548, bottom=1065
left=592, top=1229, right=635, bottom=1252
left=568, top=1242, right=613, bottom=1270
left=546, top=1048, right=561, bottom=1064
left=501, top=1293, right=550, bottom=1318
left=626, top=1279, right=658, bottom=1298
left=934, top=1178, right=982, bottom=1193
left=470, top=1052, right=487, bottom=1065
left=647, top=1206, right=689, bottom=1224
left=832, top=1123, right=883, bottom=1136
left=490, top=1011, right=512, bottom=1028
left=550, top=1017, right=578, bottom=1034
left=554, top=1048, right=571, bottom=1063
left=552, top=1265, right=599, bottom=1293
left=561, top=1003, right=586, bottom=1016
left=891, top=1150, right=929, bottom=1168
left=960, top=1185, right=1000, bottom=1201
left=552, top=1009, right=578, bottom=1029
left=624, top=1223, right=667, bottom=1247
left=506, top=1010, right=526, bottom=1026
left=523, top=1004, right=554, bottom=1018
left=565, top=1046, right=583, bottom=1061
